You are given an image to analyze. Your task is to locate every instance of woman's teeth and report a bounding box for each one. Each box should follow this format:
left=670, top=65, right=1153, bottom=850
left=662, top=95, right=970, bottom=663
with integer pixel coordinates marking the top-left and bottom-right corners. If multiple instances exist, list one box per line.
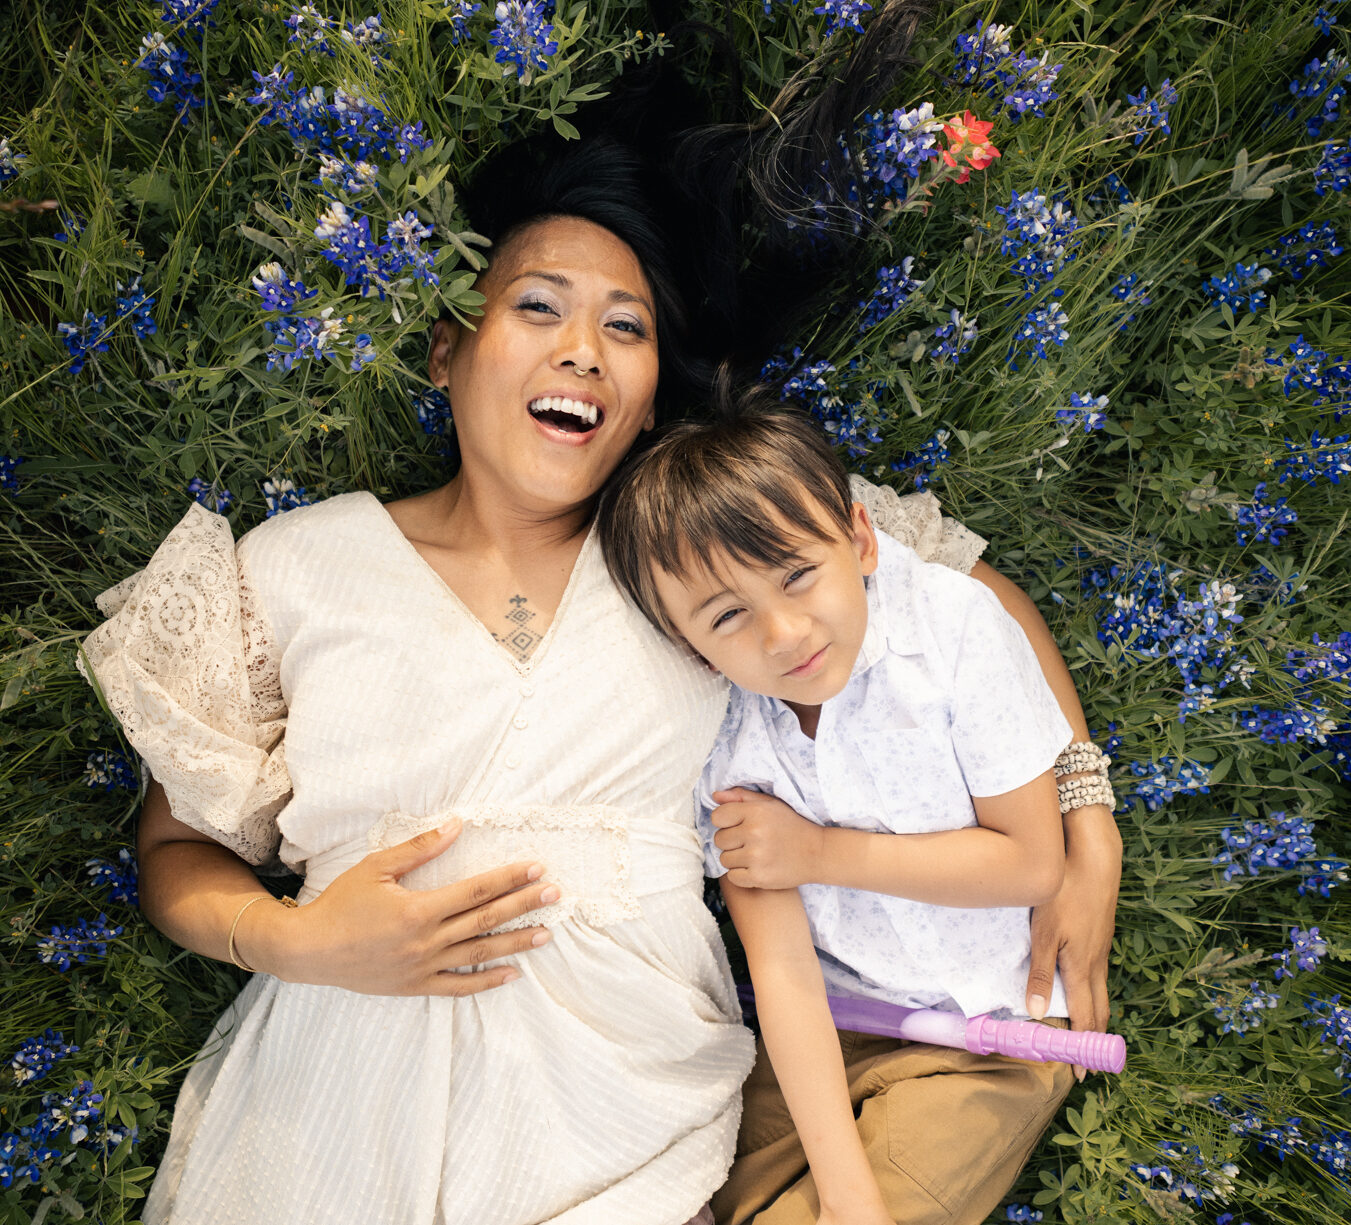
left=528, top=396, right=600, bottom=428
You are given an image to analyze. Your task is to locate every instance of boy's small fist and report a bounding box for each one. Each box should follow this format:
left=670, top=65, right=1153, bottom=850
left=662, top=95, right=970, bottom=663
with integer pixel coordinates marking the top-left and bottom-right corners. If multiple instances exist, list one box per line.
left=709, top=788, right=824, bottom=890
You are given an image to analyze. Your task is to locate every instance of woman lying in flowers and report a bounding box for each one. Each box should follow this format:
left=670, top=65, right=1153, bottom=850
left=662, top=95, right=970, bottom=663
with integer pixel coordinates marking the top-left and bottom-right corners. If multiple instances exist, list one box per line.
left=76, top=7, right=1120, bottom=1224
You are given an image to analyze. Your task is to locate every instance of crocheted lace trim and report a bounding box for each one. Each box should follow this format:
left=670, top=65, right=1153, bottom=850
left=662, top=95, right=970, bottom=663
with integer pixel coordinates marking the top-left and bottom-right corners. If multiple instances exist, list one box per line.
left=848, top=478, right=988, bottom=575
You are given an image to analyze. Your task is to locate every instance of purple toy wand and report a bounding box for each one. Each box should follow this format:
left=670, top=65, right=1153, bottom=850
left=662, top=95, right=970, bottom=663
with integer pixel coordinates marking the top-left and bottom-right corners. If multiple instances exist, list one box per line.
left=736, top=986, right=1126, bottom=1074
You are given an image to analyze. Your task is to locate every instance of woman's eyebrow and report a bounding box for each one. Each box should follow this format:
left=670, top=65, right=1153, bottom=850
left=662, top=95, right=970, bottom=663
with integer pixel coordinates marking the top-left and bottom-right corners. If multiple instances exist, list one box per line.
left=509, top=270, right=653, bottom=314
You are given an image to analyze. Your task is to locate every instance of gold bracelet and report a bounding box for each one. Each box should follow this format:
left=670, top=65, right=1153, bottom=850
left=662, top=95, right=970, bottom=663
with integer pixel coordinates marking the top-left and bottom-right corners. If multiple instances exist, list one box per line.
left=227, top=894, right=297, bottom=973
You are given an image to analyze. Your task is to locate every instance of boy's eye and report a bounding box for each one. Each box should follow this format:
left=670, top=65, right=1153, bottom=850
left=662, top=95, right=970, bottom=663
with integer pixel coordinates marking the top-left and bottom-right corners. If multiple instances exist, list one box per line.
left=711, top=608, right=742, bottom=630
left=785, top=566, right=816, bottom=586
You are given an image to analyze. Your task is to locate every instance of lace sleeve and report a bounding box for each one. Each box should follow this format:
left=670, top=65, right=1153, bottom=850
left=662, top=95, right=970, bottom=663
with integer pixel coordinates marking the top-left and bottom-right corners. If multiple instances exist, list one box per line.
left=78, top=504, right=290, bottom=866
left=848, top=476, right=988, bottom=575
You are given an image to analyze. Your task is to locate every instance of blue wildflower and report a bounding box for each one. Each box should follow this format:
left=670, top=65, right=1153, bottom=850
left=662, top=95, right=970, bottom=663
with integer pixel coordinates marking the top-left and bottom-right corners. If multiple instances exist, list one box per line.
left=411, top=385, right=454, bottom=436
left=1235, top=700, right=1337, bottom=747
left=316, top=151, right=380, bottom=195
left=855, top=104, right=945, bottom=200
left=1287, top=631, right=1351, bottom=685
left=83, top=749, right=137, bottom=792
left=87, top=849, right=140, bottom=907
left=262, top=477, right=312, bottom=516
left=1212, top=812, right=1345, bottom=896
left=1056, top=392, right=1109, bottom=433
left=1314, top=141, right=1351, bottom=195
left=1122, top=80, right=1178, bottom=145
left=263, top=310, right=365, bottom=373
left=35, top=915, right=124, bottom=971
left=857, top=258, right=921, bottom=331
left=954, top=23, right=1062, bottom=121
left=10, top=1032, right=78, bottom=1087
left=1263, top=221, right=1343, bottom=280
left=160, top=0, right=218, bottom=32
left=814, top=1, right=872, bottom=39
left=1211, top=980, right=1281, bottom=1035
left=57, top=311, right=111, bottom=374
left=0, top=455, right=20, bottom=494
left=0, top=136, right=23, bottom=184
left=342, top=14, right=390, bottom=66
left=285, top=5, right=336, bottom=54
left=1233, top=481, right=1297, bottom=546
left=1273, top=927, right=1328, bottom=980
left=1109, top=273, right=1152, bottom=331
left=1120, top=757, right=1210, bottom=811
left=1266, top=336, right=1351, bottom=419
left=1283, top=54, right=1350, bottom=139
left=490, top=2, right=558, bottom=81
left=114, top=277, right=157, bottom=337
left=52, top=210, right=85, bottom=242
left=136, top=32, right=203, bottom=123
left=1003, top=1206, right=1043, bottom=1223
left=1316, top=7, right=1338, bottom=36
left=1277, top=430, right=1351, bottom=485
left=995, top=189, right=1080, bottom=293
left=445, top=1, right=482, bottom=43
left=1008, top=301, right=1070, bottom=368
left=1304, top=994, right=1351, bottom=1082
left=187, top=477, right=233, bottom=512
left=1202, top=261, right=1272, bottom=313
left=892, top=428, right=952, bottom=491
left=38, top=1080, right=103, bottom=1145
left=930, top=311, right=978, bottom=366
left=251, top=262, right=317, bottom=313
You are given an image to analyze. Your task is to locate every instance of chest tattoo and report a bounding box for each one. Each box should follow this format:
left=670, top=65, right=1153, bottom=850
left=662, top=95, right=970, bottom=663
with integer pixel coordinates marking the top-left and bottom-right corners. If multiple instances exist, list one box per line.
left=492, top=593, right=544, bottom=662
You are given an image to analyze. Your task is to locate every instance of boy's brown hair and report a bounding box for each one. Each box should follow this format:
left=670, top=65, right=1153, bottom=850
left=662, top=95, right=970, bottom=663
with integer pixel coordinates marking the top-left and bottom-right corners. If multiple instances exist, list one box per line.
left=598, top=388, right=855, bottom=640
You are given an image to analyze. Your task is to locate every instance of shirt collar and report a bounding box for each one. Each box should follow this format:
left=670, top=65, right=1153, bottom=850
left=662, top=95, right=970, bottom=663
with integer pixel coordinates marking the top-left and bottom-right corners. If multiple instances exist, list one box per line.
left=858, top=530, right=926, bottom=670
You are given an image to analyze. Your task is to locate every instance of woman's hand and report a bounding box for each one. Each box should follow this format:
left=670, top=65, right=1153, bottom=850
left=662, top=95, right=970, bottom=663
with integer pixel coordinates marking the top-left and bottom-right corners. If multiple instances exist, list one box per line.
left=242, top=819, right=559, bottom=996
left=1025, top=804, right=1122, bottom=1075
left=710, top=788, right=824, bottom=889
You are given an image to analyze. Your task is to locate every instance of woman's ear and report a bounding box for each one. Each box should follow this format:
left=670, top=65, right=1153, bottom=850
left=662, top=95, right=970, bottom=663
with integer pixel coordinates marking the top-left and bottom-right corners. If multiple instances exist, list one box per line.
left=428, top=317, right=459, bottom=390
left=851, top=502, right=880, bottom=577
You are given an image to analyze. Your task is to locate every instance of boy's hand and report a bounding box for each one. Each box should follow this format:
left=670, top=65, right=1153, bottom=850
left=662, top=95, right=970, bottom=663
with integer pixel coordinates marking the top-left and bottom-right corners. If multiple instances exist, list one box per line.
left=710, top=788, right=824, bottom=889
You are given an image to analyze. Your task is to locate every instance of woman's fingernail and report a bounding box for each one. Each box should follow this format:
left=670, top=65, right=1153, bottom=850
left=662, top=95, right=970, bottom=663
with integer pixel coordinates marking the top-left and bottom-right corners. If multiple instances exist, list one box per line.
left=438, top=818, right=462, bottom=836
left=527, top=862, right=544, bottom=880
left=502, top=968, right=520, bottom=983
left=531, top=930, right=552, bottom=947
left=1028, top=994, right=1048, bottom=1020
left=539, top=885, right=561, bottom=904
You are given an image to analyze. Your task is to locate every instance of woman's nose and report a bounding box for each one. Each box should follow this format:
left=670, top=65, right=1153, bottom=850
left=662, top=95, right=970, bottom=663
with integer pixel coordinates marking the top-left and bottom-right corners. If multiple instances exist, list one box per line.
left=554, top=318, right=603, bottom=377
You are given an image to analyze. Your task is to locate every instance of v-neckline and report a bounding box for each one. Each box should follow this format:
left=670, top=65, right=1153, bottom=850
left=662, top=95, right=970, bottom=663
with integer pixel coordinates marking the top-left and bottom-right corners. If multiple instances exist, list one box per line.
left=363, top=491, right=596, bottom=679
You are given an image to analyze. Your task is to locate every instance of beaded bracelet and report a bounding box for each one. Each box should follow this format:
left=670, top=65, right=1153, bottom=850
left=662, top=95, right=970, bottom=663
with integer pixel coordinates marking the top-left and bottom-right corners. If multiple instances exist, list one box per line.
left=1054, top=740, right=1112, bottom=778
left=1056, top=773, right=1117, bottom=815
left=227, top=894, right=297, bottom=973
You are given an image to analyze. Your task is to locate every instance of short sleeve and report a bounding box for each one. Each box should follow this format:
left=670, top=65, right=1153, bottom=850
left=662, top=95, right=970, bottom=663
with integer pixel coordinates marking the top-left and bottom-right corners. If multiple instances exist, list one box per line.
left=77, top=503, right=290, bottom=866
left=942, top=582, right=1072, bottom=797
left=693, top=753, right=730, bottom=879
left=848, top=477, right=987, bottom=574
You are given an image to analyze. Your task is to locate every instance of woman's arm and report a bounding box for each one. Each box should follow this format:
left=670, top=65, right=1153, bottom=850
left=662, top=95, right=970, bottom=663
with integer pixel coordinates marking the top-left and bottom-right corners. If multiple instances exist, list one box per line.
left=711, top=770, right=1064, bottom=907
left=721, top=880, right=891, bottom=1225
left=967, top=560, right=1123, bottom=1036
left=138, top=779, right=557, bottom=995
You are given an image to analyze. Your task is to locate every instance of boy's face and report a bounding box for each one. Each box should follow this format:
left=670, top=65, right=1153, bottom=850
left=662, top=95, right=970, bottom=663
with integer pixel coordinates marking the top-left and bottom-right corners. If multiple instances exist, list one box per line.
left=651, top=502, right=879, bottom=706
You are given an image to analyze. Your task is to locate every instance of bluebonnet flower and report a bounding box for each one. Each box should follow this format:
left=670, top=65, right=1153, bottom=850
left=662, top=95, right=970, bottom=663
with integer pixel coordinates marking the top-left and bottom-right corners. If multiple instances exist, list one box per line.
left=1056, top=392, right=1109, bottom=433
left=136, top=32, right=203, bottom=123
left=1314, top=141, right=1351, bottom=195
left=0, top=1126, right=63, bottom=1189
left=38, top=1081, right=103, bottom=1144
left=87, top=848, right=139, bottom=907
left=445, top=1, right=482, bottom=42
left=765, top=350, right=879, bottom=461
left=1120, top=757, right=1210, bottom=811
left=1233, top=482, right=1297, bottom=546
left=1109, top=273, right=1152, bottom=331
left=264, top=309, right=367, bottom=373
left=892, top=428, right=952, bottom=492
left=1008, top=301, right=1069, bottom=368
left=490, top=2, right=558, bottom=81
left=0, top=455, right=20, bottom=494
left=349, top=332, right=377, bottom=372
left=251, top=262, right=317, bottom=313
left=0, top=136, right=23, bottom=184
left=1308, top=1126, right=1350, bottom=1176
left=1096, top=171, right=1131, bottom=205
left=35, top=915, right=124, bottom=971
left=995, top=189, right=1080, bottom=294
left=814, top=1, right=872, bottom=39
left=52, top=210, right=86, bottom=242
left=342, top=15, right=390, bottom=66
left=114, top=277, right=157, bottom=337
left=286, top=5, right=336, bottom=54
left=1304, top=994, right=1351, bottom=1082
left=10, top=1032, right=78, bottom=1087
left=83, top=749, right=136, bottom=792
left=954, top=23, right=1062, bottom=122
left=929, top=311, right=978, bottom=365
left=381, top=210, right=439, bottom=288
left=160, top=0, right=217, bottom=34
left=316, top=151, right=380, bottom=195
left=853, top=104, right=945, bottom=203
left=1277, top=430, right=1351, bottom=485
left=411, top=385, right=454, bottom=436
left=1122, top=80, right=1178, bottom=145
left=262, top=477, right=312, bottom=516
left=315, top=201, right=380, bottom=285
left=57, top=312, right=111, bottom=374
left=1202, top=261, right=1272, bottom=313
left=187, top=476, right=233, bottom=513
left=1316, top=7, right=1338, bottom=36
left=857, top=258, right=921, bottom=330
left=1264, top=221, right=1342, bottom=281
left=1212, top=812, right=1346, bottom=896
left=1235, top=700, right=1338, bottom=747
left=1287, top=631, right=1351, bottom=684
left=1211, top=980, right=1281, bottom=1035
left=1272, top=927, right=1327, bottom=980
left=1003, top=1206, right=1042, bottom=1223
left=1266, top=336, right=1351, bottom=420
left=1283, top=54, right=1350, bottom=139
left=1131, top=1142, right=1239, bottom=1206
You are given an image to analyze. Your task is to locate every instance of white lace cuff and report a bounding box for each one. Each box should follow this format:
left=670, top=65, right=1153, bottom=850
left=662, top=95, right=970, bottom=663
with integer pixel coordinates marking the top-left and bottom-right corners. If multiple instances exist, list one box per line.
left=848, top=477, right=988, bottom=574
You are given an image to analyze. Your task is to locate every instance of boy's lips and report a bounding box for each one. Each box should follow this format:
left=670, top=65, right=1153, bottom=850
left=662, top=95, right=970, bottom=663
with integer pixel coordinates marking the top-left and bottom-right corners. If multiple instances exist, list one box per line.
left=785, top=646, right=828, bottom=678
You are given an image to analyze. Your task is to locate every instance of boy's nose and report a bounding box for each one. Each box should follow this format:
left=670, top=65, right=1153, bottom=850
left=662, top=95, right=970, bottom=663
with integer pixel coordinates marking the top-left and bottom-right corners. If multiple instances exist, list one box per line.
left=761, top=607, right=810, bottom=656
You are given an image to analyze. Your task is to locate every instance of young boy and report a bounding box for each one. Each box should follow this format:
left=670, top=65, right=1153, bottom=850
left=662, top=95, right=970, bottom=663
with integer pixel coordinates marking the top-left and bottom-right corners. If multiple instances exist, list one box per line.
left=598, top=397, right=1078, bottom=1225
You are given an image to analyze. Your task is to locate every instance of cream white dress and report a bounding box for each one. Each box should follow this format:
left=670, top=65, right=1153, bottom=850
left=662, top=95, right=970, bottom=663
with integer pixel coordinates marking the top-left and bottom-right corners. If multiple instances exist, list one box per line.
left=78, top=480, right=983, bottom=1225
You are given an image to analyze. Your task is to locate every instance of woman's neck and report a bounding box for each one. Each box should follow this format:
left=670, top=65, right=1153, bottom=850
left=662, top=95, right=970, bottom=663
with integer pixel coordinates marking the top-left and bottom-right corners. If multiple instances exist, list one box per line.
left=426, top=473, right=593, bottom=560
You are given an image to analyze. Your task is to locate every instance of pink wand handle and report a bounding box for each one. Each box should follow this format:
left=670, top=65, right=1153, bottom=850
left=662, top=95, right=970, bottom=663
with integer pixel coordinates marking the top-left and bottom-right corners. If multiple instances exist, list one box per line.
left=737, top=989, right=1126, bottom=1074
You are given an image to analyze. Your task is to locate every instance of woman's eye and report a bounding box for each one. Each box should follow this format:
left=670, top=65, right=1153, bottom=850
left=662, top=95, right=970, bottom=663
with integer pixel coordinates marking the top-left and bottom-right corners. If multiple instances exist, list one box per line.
left=608, top=317, right=648, bottom=338
left=517, top=297, right=557, bottom=316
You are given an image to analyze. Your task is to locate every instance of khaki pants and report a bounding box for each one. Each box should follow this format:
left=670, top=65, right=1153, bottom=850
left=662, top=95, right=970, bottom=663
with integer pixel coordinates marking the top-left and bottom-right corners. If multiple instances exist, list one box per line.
left=713, top=1025, right=1075, bottom=1225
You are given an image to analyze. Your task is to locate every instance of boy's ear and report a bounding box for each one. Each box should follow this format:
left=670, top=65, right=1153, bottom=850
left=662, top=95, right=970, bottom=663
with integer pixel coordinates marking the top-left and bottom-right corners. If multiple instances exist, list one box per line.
left=850, top=502, right=880, bottom=577
left=428, top=317, right=459, bottom=390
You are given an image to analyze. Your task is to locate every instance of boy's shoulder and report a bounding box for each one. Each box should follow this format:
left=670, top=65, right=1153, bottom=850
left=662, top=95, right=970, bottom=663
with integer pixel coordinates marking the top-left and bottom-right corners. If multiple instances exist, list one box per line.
left=872, top=529, right=1003, bottom=656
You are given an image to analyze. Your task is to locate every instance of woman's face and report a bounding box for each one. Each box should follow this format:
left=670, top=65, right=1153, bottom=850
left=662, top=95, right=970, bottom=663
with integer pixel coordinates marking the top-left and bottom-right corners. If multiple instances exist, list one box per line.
left=429, top=216, right=660, bottom=520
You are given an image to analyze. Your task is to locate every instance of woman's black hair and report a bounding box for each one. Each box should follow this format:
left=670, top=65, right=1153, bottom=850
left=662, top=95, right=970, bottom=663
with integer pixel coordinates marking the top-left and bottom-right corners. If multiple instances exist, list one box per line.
left=461, top=0, right=935, bottom=412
